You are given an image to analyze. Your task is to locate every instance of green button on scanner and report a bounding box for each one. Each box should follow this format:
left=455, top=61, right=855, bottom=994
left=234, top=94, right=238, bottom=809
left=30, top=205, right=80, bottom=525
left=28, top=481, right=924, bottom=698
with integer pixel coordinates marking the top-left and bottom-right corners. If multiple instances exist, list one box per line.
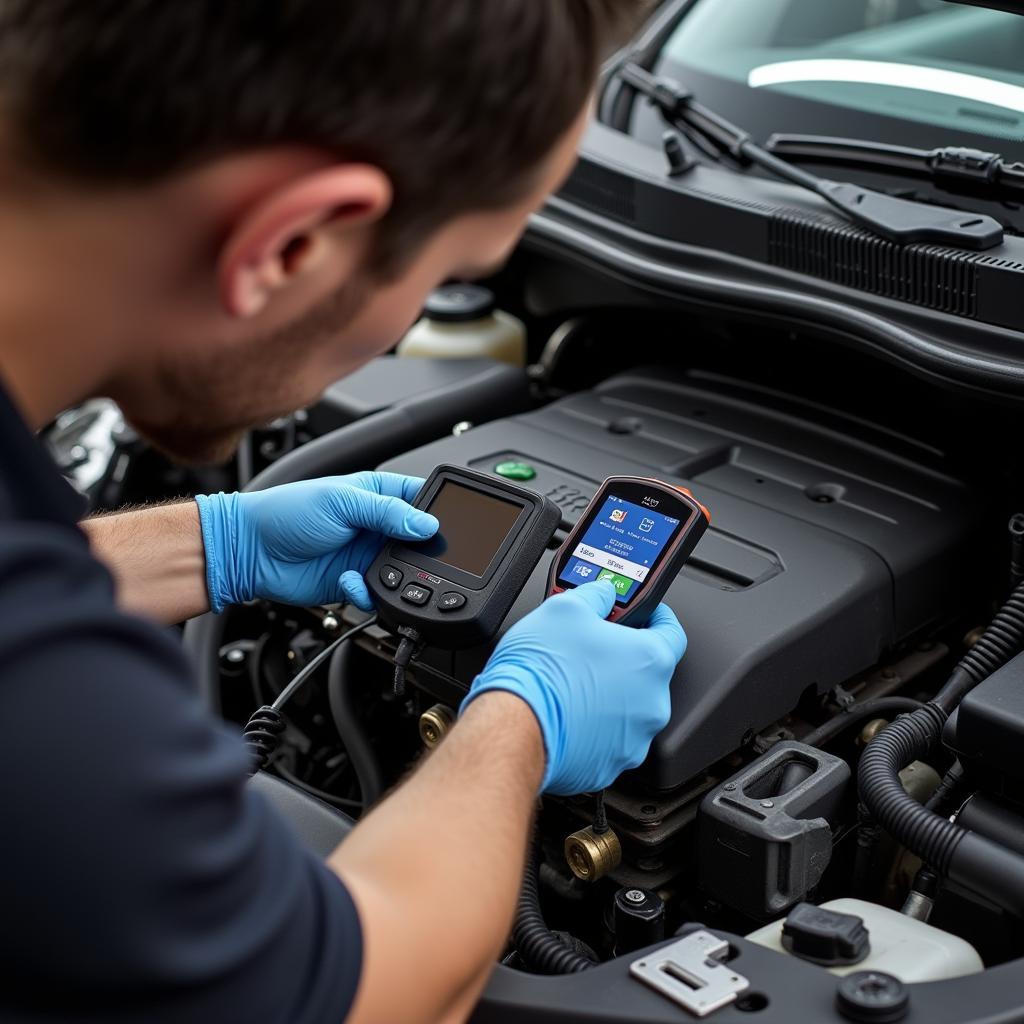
left=494, top=460, right=536, bottom=481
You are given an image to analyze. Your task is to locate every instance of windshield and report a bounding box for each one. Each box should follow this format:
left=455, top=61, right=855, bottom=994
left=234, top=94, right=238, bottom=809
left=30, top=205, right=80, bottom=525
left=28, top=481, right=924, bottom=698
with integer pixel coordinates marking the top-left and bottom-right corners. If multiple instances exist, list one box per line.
left=660, top=0, right=1024, bottom=150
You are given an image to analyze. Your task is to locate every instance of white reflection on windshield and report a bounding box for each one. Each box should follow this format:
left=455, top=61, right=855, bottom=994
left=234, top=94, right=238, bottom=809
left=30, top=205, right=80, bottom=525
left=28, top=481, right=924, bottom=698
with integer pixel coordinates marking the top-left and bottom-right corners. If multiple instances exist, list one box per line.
left=749, top=58, right=1024, bottom=114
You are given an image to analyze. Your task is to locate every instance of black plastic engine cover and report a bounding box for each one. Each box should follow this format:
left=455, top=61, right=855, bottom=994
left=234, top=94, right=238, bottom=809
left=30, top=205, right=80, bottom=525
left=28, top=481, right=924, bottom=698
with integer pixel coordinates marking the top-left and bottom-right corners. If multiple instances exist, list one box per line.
left=946, top=651, right=1024, bottom=798
left=379, top=367, right=976, bottom=790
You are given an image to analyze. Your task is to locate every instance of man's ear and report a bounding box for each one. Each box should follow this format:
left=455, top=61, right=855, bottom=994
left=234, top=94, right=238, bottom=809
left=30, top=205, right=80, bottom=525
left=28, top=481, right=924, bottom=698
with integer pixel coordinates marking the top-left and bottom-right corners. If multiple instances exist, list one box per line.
left=218, top=165, right=392, bottom=318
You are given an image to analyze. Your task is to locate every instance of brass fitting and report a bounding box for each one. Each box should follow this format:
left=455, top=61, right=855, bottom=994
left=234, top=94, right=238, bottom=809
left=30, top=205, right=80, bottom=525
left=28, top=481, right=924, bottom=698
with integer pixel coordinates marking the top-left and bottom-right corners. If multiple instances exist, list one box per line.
left=964, top=626, right=986, bottom=649
left=858, top=718, right=890, bottom=746
left=565, top=826, right=622, bottom=882
left=419, top=704, right=455, bottom=749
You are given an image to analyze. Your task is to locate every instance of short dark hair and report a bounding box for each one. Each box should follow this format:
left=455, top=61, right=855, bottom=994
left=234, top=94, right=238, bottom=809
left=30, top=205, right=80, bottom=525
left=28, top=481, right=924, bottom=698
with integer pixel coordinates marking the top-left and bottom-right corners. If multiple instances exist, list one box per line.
left=0, top=1, right=647, bottom=270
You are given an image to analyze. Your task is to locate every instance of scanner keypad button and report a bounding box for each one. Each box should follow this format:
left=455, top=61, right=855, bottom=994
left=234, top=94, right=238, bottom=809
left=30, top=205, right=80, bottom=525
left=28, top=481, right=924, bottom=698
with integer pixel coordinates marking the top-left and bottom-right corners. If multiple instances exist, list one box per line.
left=380, top=566, right=404, bottom=590
left=438, top=592, right=467, bottom=612
left=401, top=584, right=432, bottom=606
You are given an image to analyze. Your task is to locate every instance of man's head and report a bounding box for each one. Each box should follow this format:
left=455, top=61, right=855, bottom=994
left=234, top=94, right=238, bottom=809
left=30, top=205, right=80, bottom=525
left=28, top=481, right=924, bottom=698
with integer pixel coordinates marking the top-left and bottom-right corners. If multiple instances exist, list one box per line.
left=0, top=1, right=647, bottom=460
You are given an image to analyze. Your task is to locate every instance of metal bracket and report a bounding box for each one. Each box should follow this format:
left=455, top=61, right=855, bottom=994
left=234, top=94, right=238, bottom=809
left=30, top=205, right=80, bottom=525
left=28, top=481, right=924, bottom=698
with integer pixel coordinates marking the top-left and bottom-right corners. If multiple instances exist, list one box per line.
left=630, top=931, right=749, bottom=1017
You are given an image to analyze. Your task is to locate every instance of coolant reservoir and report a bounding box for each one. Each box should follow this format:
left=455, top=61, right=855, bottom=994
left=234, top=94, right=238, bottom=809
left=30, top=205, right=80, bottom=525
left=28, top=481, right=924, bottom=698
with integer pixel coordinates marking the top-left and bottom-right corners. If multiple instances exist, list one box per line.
left=746, top=898, right=983, bottom=982
left=397, top=284, right=526, bottom=367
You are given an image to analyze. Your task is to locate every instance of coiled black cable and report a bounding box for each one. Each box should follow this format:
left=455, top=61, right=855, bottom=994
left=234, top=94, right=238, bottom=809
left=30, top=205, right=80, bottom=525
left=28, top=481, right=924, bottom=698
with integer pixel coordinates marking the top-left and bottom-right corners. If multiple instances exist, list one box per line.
left=513, top=841, right=595, bottom=975
left=858, top=579, right=1024, bottom=914
left=243, top=706, right=287, bottom=774
left=243, top=615, right=377, bottom=774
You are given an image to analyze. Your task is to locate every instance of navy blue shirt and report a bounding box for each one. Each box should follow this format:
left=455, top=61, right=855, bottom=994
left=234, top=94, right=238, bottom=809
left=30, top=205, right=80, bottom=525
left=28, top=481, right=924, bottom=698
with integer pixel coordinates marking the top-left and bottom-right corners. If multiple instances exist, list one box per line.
left=0, top=382, right=362, bottom=1022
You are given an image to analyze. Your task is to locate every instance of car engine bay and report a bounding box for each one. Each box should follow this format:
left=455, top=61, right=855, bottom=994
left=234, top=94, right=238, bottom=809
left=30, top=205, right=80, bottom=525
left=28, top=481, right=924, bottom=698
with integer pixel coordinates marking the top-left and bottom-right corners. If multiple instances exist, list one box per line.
left=46, top=2, right=1024, bottom=1017
left=166, top=301, right=1024, bottom=1019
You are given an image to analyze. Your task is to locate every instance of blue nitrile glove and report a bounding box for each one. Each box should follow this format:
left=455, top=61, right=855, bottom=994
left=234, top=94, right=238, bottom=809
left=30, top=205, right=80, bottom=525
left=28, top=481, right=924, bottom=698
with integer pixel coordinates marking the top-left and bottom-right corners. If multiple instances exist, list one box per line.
left=195, top=472, right=438, bottom=612
left=461, top=580, right=687, bottom=795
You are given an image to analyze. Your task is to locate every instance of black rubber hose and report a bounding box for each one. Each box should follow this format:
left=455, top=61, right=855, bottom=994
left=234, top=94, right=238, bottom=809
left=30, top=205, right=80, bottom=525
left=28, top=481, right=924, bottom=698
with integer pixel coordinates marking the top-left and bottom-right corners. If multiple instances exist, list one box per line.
left=327, top=640, right=385, bottom=808
left=858, top=703, right=963, bottom=875
left=858, top=579, right=1024, bottom=912
left=852, top=802, right=882, bottom=899
left=801, top=696, right=924, bottom=749
left=860, top=717, right=1024, bottom=913
left=935, top=580, right=1024, bottom=713
left=513, top=843, right=594, bottom=975
left=925, top=759, right=966, bottom=815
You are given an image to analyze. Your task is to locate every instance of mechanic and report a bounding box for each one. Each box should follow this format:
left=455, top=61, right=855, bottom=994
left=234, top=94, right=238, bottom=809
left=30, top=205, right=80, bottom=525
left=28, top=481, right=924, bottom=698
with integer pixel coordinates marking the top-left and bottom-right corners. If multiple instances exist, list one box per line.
left=0, top=3, right=686, bottom=1022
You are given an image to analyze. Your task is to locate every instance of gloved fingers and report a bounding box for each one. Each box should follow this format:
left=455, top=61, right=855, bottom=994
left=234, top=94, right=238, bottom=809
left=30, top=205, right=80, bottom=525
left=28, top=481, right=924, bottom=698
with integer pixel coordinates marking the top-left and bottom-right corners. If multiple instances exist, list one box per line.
left=624, top=736, right=658, bottom=773
left=339, top=570, right=374, bottom=612
left=643, top=603, right=688, bottom=665
left=393, top=473, right=428, bottom=504
left=335, top=488, right=439, bottom=540
left=342, top=471, right=427, bottom=504
left=561, top=578, right=617, bottom=617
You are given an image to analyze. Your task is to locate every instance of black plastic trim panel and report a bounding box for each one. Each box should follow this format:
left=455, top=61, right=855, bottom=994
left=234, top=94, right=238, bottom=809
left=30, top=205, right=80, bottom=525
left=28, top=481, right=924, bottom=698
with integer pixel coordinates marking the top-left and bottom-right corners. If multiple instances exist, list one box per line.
left=529, top=121, right=1024, bottom=396
left=527, top=204, right=1024, bottom=396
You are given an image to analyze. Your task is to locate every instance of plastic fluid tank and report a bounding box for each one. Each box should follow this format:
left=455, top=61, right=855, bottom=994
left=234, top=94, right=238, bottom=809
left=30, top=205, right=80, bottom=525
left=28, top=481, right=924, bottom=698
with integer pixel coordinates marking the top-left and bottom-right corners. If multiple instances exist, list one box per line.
left=746, top=898, right=983, bottom=982
left=397, top=284, right=526, bottom=367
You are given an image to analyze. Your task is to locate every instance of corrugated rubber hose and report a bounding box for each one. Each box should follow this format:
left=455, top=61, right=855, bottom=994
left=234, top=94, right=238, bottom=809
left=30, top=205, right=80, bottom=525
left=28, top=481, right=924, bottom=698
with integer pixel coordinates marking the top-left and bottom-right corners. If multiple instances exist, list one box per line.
left=858, top=580, right=1024, bottom=916
left=513, top=841, right=595, bottom=974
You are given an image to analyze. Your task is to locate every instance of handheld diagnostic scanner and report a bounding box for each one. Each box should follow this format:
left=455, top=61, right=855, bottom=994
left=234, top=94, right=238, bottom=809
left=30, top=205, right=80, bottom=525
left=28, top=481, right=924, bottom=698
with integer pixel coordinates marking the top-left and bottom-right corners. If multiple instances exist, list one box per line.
left=548, top=476, right=710, bottom=627
left=366, top=464, right=560, bottom=648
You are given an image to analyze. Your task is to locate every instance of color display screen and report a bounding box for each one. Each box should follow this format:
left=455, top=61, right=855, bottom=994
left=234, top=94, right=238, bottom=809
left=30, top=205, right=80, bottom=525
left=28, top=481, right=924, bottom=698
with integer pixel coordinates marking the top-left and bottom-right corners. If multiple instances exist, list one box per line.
left=558, top=494, right=682, bottom=603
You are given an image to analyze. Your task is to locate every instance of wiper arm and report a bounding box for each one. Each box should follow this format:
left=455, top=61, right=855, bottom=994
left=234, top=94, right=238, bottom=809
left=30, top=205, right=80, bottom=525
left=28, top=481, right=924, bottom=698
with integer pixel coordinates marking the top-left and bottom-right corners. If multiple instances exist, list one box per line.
left=618, top=62, right=1005, bottom=251
left=765, top=134, right=1024, bottom=203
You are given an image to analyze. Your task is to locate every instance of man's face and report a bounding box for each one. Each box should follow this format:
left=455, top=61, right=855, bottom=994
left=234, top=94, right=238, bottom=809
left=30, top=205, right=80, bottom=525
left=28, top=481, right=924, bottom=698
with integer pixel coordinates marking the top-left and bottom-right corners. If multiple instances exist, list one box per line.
left=121, top=110, right=588, bottom=464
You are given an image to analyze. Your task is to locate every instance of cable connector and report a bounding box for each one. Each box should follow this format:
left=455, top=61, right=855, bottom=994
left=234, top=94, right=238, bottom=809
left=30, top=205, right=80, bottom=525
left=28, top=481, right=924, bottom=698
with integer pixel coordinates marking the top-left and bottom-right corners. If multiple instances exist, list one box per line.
left=392, top=626, right=424, bottom=698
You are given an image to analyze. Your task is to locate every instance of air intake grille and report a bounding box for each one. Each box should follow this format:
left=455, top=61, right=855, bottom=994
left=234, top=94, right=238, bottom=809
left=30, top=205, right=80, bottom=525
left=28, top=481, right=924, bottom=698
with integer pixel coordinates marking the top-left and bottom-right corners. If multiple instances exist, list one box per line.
left=559, top=163, right=637, bottom=224
left=769, top=213, right=978, bottom=318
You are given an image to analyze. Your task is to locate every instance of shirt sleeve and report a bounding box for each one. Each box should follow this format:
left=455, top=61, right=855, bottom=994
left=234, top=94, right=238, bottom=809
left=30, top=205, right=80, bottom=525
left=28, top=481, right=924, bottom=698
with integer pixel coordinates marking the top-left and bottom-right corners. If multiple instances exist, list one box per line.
left=0, top=521, right=362, bottom=1024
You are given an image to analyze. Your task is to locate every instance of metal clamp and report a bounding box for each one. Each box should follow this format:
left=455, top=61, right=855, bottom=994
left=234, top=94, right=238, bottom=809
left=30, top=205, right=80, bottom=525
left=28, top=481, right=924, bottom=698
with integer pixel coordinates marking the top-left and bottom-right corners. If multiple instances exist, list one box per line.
left=630, top=931, right=749, bottom=1017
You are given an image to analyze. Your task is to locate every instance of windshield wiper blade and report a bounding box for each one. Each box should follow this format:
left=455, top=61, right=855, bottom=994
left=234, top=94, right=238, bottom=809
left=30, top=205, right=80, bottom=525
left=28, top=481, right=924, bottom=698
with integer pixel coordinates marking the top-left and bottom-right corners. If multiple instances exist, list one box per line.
left=618, top=62, right=1005, bottom=251
left=765, top=134, right=1024, bottom=203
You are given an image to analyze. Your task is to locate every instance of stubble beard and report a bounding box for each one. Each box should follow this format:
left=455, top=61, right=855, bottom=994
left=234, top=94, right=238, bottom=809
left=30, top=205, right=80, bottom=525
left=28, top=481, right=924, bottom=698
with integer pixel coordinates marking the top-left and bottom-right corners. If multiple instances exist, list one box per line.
left=123, top=276, right=371, bottom=465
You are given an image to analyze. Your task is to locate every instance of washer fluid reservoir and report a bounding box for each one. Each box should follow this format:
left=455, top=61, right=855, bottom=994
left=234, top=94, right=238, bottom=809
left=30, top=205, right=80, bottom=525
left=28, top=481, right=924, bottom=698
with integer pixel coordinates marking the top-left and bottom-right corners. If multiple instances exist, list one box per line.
left=746, top=898, right=983, bottom=983
left=397, top=284, right=526, bottom=367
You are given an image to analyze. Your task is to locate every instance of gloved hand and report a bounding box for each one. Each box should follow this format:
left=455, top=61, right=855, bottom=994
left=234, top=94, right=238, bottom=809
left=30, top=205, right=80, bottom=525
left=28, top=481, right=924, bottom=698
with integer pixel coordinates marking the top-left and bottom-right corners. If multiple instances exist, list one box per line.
left=461, top=580, right=687, bottom=795
left=195, top=472, right=438, bottom=612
